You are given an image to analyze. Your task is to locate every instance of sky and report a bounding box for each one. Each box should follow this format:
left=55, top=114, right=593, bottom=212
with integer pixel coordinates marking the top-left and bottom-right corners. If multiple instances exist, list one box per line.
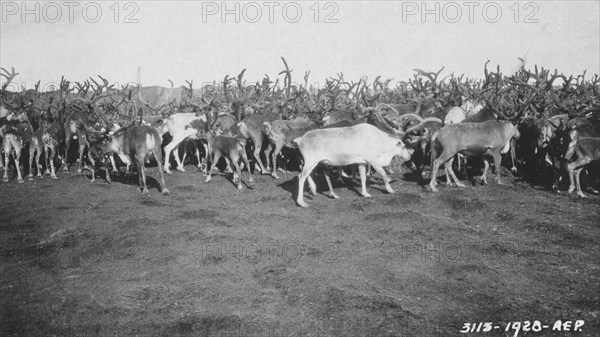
left=1, top=1, right=599, bottom=90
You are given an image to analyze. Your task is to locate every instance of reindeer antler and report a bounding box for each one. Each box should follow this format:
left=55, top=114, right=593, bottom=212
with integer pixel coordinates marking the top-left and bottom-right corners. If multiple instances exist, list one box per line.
left=1, top=67, right=19, bottom=92
left=279, top=57, right=292, bottom=99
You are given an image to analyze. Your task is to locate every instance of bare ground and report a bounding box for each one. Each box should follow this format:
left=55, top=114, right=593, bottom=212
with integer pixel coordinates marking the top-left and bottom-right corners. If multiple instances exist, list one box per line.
left=1, top=164, right=599, bottom=337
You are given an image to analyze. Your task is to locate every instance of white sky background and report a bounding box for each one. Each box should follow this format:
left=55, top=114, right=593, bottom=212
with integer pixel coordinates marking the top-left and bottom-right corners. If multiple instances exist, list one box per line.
left=0, top=1, right=599, bottom=89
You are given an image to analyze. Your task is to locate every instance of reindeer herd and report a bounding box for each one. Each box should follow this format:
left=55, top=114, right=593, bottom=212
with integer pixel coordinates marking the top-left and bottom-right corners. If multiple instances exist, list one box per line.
left=0, top=58, right=598, bottom=205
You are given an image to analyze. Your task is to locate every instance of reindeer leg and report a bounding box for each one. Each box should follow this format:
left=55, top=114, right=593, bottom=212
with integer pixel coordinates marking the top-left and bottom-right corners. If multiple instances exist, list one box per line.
left=510, top=138, right=518, bottom=174
left=181, top=141, right=189, bottom=168
left=370, top=163, right=395, bottom=194
left=231, top=156, right=243, bottom=190
left=241, top=148, right=254, bottom=185
left=86, top=148, right=96, bottom=182
left=77, top=139, right=86, bottom=173
left=493, top=152, right=503, bottom=185
left=324, top=166, right=340, bottom=199
left=105, top=157, right=112, bottom=184
left=271, top=142, right=284, bottom=179
left=13, top=140, right=23, bottom=183
left=173, top=146, right=185, bottom=172
left=35, top=144, right=43, bottom=178
left=205, top=152, right=220, bottom=183
left=430, top=151, right=456, bottom=192
left=223, top=157, right=236, bottom=181
left=2, top=143, right=9, bottom=182
left=48, top=145, right=58, bottom=180
left=575, top=168, right=586, bottom=198
left=358, top=164, right=372, bottom=198
left=447, top=162, right=466, bottom=188
left=481, top=158, right=490, bottom=185
left=28, top=144, right=35, bottom=180
left=568, top=157, right=592, bottom=197
left=152, top=145, right=170, bottom=195
left=256, top=136, right=271, bottom=174
left=63, top=135, right=71, bottom=173
left=132, top=156, right=148, bottom=196
left=225, top=162, right=234, bottom=174
left=194, top=142, right=203, bottom=169
left=296, top=159, right=317, bottom=207
left=444, top=157, right=455, bottom=186
left=44, top=145, right=50, bottom=176
left=162, top=139, right=181, bottom=174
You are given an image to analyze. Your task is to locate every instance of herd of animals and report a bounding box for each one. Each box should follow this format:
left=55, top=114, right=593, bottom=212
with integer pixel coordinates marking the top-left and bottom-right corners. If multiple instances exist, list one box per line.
left=0, top=59, right=599, bottom=207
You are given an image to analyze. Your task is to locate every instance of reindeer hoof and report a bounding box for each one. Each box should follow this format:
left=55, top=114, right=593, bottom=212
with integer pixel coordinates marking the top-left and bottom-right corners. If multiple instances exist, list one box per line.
left=578, top=192, right=587, bottom=198
left=28, top=175, right=34, bottom=181
left=142, top=188, right=151, bottom=196
left=162, top=188, right=170, bottom=196
left=3, top=177, right=8, bottom=182
left=361, top=192, right=373, bottom=198
left=297, top=200, right=309, bottom=208
left=271, top=173, right=280, bottom=179
left=237, top=185, right=243, bottom=190
left=18, top=178, right=24, bottom=184
left=456, top=182, right=466, bottom=188
left=387, top=188, right=396, bottom=194
left=328, top=192, right=340, bottom=199
left=51, top=175, right=58, bottom=180
left=176, top=167, right=185, bottom=172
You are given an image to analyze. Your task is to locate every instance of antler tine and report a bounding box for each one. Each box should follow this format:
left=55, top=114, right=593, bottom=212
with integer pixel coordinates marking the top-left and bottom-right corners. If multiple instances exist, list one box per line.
left=413, top=68, right=435, bottom=84
left=484, top=60, right=490, bottom=79
left=236, top=69, right=246, bottom=101
left=279, top=56, right=292, bottom=99
left=1, top=67, right=19, bottom=91
left=433, top=66, right=445, bottom=84
left=75, top=81, right=89, bottom=98
left=304, top=70, right=311, bottom=88
left=183, top=80, right=194, bottom=98
left=98, top=75, right=110, bottom=88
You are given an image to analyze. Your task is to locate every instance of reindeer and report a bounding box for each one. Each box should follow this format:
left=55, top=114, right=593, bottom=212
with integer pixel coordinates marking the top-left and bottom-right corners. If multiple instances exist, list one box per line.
left=96, top=123, right=170, bottom=196
left=200, top=109, right=253, bottom=190
left=2, top=111, right=33, bottom=183
left=61, top=76, right=116, bottom=174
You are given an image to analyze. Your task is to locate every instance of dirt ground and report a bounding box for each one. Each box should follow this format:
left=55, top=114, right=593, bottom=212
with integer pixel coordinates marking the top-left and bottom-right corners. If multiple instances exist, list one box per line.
left=1, top=159, right=599, bottom=337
